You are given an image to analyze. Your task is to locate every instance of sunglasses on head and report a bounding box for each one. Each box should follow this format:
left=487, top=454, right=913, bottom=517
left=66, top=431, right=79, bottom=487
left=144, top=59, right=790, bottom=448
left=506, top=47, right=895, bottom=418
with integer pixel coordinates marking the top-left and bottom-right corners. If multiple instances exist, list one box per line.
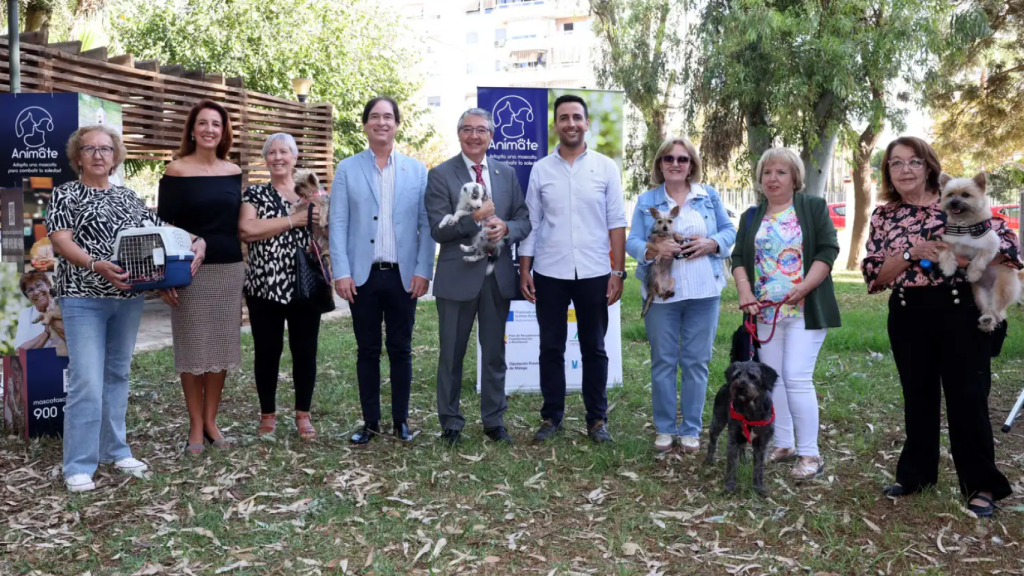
left=661, top=155, right=691, bottom=166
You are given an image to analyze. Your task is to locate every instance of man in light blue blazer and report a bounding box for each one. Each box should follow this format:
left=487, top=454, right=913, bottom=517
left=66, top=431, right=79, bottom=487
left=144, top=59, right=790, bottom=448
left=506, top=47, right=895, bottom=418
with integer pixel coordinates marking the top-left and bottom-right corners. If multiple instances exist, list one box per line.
left=329, top=97, right=435, bottom=446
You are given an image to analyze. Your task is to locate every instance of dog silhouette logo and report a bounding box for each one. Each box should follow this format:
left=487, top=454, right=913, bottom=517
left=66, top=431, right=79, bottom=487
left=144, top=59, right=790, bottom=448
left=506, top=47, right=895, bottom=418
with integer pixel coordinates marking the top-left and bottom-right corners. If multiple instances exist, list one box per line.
left=492, top=96, right=534, bottom=140
left=15, top=107, right=55, bottom=149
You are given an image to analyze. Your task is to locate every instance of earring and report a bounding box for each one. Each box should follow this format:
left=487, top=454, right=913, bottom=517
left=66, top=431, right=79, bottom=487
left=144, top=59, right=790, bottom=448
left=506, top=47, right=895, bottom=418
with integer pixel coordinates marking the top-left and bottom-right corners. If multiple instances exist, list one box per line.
left=190, top=135, right=195, bottom=141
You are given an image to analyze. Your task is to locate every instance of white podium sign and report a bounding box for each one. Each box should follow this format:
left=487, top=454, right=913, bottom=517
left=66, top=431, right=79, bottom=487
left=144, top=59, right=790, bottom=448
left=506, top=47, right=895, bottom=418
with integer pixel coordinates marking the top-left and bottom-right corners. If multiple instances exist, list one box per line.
left=476, top=301, right=623, bottom=394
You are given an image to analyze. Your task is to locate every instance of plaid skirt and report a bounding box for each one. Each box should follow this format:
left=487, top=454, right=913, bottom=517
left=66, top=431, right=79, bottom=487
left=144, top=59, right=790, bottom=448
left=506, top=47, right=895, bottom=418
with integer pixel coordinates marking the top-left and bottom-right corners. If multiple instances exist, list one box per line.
left=170, top=262, right=244, bottom=376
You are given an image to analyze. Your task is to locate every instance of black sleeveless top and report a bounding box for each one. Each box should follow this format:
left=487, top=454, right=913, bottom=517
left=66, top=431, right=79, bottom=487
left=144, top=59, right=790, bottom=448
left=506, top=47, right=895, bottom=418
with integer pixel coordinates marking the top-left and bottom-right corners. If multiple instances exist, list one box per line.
left=157, top=174, right=243, bottom=264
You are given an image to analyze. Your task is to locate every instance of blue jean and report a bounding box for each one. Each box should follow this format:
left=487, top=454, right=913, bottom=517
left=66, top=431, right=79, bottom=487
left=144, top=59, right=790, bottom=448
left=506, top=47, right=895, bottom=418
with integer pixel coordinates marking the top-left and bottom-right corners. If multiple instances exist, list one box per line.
left=644, top=296, right=720, bottom=436
left=59, top=296, right=145, bottom=477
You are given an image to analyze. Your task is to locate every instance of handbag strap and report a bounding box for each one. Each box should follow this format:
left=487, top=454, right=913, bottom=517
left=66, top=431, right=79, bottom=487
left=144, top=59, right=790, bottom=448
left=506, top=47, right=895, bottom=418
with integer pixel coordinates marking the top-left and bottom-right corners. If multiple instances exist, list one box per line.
left=305, top=203, right=332, bottom=284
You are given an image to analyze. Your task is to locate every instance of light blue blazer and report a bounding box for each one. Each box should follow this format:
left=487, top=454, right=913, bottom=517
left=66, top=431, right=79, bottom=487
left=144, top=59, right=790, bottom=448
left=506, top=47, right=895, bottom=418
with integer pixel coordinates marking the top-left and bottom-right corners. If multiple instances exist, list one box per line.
left=328, top=149, right=436, bottom=290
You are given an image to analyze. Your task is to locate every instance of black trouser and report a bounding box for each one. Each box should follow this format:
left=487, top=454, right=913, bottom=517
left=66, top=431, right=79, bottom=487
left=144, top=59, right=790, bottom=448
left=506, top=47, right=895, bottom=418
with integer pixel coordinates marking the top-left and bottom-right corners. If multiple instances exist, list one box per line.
left=349, top=266, right=417, bottom=425
left=534, top=272, right=609, bottom=427
left=888, top=285, right=1011, bottom=501
left=246, top=295, right=322, bottom=414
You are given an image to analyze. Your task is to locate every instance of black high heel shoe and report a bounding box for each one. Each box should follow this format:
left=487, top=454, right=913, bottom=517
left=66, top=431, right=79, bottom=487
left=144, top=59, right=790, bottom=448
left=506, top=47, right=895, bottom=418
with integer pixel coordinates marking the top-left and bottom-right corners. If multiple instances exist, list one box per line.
left=203, top=431, right=233, bottom=449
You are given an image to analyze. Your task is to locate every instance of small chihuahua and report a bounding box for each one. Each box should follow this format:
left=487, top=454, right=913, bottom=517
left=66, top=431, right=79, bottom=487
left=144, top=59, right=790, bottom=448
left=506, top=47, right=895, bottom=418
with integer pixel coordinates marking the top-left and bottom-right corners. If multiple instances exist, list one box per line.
left=642, top=206, right=686, bottom=317
left=291, top=170, right=331, bottom=278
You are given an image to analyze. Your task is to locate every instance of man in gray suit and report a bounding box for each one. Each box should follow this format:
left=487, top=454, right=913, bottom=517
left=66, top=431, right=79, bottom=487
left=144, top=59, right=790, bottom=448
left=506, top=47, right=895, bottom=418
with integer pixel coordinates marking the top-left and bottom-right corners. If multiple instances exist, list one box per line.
left=425, top=108, right=531, bottom=446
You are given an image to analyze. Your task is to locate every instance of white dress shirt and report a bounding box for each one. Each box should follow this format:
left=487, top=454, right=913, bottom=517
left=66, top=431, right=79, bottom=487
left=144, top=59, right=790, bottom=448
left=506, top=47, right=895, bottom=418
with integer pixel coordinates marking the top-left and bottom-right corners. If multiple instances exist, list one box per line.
left=520, top=145, right=628, bottom=280
left=373, top=149, right=399, bottom=264
left=640, top=185, right=726, bottom=302
left=462, top=153, right=492, bottom=194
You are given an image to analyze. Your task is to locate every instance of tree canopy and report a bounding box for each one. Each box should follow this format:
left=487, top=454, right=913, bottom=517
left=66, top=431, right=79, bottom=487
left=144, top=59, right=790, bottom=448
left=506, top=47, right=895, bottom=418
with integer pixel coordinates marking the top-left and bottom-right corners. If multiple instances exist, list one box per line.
left=109, top=0, right=427, bottom=161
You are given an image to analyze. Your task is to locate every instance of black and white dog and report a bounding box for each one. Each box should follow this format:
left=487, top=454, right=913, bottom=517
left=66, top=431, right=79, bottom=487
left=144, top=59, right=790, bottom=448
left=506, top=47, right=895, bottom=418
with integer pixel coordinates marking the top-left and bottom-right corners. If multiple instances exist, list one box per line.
left=705, top=352, right=778, bottom=496
left=439, top=182, right=504, bottom=274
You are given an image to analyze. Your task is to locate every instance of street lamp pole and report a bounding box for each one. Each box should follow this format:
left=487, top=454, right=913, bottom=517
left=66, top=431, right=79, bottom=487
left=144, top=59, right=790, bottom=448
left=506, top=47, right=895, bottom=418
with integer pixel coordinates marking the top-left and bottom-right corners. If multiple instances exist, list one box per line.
left=7, top=0, right=20, bottom=93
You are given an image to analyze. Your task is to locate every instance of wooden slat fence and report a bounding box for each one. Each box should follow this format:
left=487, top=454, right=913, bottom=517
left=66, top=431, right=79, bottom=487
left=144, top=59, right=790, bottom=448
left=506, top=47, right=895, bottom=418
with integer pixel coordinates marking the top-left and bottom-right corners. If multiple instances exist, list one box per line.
left=0, top=37, right=334, bottom=190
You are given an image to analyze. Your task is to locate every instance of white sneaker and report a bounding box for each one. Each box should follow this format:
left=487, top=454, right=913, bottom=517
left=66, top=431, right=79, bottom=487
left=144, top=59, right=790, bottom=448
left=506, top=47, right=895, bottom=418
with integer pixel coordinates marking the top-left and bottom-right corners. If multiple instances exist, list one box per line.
left=677, top=435, right=700, bottom=453
left=654, top=434, right=675, bottom=452
left=114, top=457, right=148, bottom=477
left=66, top=474, right=95, bottom=493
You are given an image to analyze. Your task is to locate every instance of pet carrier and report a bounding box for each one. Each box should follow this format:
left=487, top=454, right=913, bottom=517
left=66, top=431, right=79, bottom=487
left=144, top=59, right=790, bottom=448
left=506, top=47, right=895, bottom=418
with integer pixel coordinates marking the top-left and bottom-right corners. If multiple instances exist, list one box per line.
left=112, top=225, right=194, bottom=291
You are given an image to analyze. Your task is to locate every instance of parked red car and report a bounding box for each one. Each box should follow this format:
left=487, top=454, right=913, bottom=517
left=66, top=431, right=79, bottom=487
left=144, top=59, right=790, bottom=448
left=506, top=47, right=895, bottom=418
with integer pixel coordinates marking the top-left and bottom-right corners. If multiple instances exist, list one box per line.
left=991, top=205, right=1019, bottom=230
left=828, top=203, right=846, bottom=230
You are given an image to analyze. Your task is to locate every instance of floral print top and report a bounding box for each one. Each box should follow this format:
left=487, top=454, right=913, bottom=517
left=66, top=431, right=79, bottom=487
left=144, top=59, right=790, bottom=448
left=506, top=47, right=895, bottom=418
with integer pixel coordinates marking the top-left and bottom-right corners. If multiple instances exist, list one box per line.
left=861, top=201, right=1023, bottom=294
left=754, top=206, right=804, bottom=323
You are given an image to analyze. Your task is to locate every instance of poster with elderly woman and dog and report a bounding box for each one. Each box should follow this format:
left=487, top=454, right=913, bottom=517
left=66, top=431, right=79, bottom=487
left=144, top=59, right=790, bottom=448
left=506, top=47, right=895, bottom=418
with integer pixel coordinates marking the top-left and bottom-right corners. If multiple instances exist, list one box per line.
left=0, top=92, right=123, bottom=439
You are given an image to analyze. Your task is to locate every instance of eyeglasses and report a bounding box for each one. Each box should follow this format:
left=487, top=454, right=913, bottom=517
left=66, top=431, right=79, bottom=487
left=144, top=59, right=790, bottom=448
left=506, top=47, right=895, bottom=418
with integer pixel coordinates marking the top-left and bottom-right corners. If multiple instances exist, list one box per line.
left=459, top=127, right=492, bottom=137
left=661, top=155, right=691, bottom=166
left=888, top=158, right=925, bottom=172
left=81, top=146, right=115, bottom=158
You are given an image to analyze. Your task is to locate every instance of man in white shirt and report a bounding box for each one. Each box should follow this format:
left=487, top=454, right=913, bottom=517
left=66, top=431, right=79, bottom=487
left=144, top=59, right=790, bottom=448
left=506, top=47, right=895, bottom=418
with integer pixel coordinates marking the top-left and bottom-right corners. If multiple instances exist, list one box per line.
left=518, top=94, right=628, bottom=444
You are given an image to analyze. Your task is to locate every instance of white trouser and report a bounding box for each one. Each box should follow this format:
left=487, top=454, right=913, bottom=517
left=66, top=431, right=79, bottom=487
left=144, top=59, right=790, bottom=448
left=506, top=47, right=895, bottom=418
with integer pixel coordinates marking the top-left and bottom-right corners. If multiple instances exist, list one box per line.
left=757, top=316, right=828, bottom=457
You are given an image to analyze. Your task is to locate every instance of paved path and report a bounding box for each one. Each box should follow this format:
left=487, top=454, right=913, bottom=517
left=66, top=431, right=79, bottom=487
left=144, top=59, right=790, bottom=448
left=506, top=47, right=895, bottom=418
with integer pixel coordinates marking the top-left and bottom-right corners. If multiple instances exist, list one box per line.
left=134, top=283, right=435, bottom=354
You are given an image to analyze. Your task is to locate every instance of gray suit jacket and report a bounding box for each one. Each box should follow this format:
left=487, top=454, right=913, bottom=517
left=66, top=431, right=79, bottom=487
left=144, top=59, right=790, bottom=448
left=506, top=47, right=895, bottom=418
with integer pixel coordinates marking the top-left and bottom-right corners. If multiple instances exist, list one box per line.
left=426, top=155, right=531, bottom=301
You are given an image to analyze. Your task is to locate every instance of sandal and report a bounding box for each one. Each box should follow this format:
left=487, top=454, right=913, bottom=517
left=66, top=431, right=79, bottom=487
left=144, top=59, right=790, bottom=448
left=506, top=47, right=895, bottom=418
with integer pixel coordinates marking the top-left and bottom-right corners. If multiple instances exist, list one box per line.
left=185, top=438, right=204, bottom=455
left=967, top=493, right=996, bottom=518
left=769, top=447, right=798, bottom=464
left=296, top=412, right=317, bottom=441
left=203, top=431, right=234, bottom=450
left=258, top=414, right=277, bottom=436
left=791, top=456, right=825, bottom=481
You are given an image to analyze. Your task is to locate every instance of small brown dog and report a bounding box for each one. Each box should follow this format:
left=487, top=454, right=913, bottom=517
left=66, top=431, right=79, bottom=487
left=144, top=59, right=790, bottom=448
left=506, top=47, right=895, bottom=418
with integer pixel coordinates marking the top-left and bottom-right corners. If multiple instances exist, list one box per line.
left=32, top=302, right=68, bottom=357
left=642, top=206, right=686, bottom=317
left=937, top=172, right=1023, bottom=331
left=291, top=170, right=331, bottom=277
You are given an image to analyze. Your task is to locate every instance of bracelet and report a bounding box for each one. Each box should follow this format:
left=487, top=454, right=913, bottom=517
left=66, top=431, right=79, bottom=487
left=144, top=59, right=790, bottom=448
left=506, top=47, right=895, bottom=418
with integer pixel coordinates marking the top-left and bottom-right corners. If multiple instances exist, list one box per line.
left=88, top=258, right=97, bottom=273
left=287, top=214, right=293, bottom=229
left=736, top=278, right=749, bottom=283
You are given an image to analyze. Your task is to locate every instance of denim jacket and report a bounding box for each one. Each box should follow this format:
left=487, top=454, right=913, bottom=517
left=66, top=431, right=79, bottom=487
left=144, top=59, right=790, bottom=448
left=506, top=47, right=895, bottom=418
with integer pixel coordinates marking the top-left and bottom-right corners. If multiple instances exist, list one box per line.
left=626, top=183, right=737, bottom=285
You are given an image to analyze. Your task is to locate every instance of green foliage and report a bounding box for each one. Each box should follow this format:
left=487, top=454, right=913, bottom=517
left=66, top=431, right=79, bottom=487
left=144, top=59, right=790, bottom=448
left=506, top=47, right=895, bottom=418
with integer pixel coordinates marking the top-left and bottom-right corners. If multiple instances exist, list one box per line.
left=546, top=88, right=625, bottom=168
left=692, top=0, right=951, bottom=179
left=988, top=163, right=1024, bottom=204
left=108, top=0, right=428, bottom=162
left=0, top=265, right=25, bottom=356
left=930, top=1, right=1023, bottom=171
left=591, top=0, right=690, bottom=196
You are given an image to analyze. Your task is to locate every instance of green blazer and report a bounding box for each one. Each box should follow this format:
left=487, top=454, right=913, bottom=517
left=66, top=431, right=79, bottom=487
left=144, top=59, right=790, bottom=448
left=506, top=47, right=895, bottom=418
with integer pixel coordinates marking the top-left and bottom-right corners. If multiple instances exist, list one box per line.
left=732, top=193, right=842, bottom=329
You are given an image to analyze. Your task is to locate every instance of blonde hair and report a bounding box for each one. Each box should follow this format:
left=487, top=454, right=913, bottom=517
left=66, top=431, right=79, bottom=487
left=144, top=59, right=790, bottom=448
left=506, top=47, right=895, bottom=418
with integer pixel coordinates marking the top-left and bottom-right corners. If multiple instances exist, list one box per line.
left=66, top=124, right=127, bottom=176
left=651, top=136, right=703, bottom=186
left=755, top=147, right=805, bottom=195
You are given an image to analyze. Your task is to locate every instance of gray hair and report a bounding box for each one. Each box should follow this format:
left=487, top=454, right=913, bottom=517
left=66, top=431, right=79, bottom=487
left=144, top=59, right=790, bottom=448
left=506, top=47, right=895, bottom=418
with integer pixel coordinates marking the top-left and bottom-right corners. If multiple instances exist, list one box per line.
left=457, top=108, right=495, bottom=133
left=262, top=132, right=298, bottom=159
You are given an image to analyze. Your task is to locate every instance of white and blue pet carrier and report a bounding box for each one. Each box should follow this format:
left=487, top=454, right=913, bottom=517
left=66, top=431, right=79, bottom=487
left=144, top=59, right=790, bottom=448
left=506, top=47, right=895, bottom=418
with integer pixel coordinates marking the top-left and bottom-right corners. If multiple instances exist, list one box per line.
left=112, top=224, right=194, bottom=291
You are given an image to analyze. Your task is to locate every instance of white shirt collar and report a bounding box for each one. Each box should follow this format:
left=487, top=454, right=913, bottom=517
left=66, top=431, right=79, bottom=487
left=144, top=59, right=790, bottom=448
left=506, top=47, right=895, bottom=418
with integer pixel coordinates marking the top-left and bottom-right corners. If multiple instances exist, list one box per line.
left=462, top=153, right=488, bottom=170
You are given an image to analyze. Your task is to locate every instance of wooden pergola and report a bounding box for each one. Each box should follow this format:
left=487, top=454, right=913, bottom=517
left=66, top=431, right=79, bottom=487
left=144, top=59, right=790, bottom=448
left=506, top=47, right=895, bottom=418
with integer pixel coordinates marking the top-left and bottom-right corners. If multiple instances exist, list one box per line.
left=0, top=31, right=334, bottom=190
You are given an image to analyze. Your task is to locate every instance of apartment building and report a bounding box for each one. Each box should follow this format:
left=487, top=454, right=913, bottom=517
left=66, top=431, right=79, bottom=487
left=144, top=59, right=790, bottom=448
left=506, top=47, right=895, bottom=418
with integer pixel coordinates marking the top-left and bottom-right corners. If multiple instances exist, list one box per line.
left=396, top=0, right=597, bottom=152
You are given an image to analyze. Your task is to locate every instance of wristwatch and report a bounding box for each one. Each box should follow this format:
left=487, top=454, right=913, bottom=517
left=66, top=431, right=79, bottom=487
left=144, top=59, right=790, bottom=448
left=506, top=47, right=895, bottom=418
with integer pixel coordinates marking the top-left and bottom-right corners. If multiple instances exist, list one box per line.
left=611, top=269, right=628, bottom=280
left=902, top=250, right=913, bottom=262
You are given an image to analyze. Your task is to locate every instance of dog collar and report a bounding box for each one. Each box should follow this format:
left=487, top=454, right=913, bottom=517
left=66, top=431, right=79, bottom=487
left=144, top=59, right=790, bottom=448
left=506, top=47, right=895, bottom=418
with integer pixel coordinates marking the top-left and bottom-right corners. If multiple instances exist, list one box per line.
left=945, top=219, right=992, bottom=239
left=729, top=402, right=775, bottom=442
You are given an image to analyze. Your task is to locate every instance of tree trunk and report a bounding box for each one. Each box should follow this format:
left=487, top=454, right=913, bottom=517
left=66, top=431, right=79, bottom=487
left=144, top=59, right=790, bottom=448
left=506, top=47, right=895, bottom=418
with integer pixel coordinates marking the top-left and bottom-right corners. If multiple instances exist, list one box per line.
left=801, top=130, right=839, bottom=198
left=25, top=8, right=50, bottom=32
left=847, top=127, right=881, bottom=269
left=745, top=108, right=772, bottom=178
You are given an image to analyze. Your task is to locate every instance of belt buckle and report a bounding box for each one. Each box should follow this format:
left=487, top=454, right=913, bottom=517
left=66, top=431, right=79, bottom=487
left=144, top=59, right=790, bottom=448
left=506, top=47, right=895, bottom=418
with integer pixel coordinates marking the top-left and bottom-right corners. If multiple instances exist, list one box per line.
left=377, top=262, right=395, bottom=270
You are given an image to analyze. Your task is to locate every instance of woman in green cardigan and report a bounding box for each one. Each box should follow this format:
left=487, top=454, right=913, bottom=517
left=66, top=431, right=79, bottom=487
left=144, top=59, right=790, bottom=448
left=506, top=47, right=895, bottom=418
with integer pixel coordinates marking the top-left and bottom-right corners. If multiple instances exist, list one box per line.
left=732, top=147, right=841, bottom=481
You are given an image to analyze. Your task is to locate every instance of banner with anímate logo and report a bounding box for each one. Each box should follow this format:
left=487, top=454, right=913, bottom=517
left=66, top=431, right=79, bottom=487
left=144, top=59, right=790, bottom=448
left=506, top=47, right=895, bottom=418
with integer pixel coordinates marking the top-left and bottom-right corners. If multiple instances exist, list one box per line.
left=475, top=87, right=625, bottom=394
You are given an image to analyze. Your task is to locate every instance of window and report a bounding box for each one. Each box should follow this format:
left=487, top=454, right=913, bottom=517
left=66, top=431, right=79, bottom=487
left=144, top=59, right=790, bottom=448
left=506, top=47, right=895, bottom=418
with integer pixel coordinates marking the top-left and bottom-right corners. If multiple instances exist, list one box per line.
left=1001, top=207, right=1019, bottom=219
left=833, top=205, right=846, bottom=216
left=563, top=22, right=574, bottom=32
left=495, top=60, right=503, bottom=71
left=427, top=96, right=441, bottom=108
left=467, top=32, right=479, bottom=44
left=495, top=28, right=507, bottom=41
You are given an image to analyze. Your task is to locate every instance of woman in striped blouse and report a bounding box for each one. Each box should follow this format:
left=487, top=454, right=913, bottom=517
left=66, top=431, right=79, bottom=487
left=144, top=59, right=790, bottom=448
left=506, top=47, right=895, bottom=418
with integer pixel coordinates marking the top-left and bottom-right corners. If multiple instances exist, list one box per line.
left=626, top=136, right=737, bottom=453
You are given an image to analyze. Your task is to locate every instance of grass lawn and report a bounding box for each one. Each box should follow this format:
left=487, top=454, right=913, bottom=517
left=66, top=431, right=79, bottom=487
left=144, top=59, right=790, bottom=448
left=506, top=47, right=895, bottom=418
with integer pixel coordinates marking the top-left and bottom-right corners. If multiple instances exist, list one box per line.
left=2, top=271, right=1024, bottom=575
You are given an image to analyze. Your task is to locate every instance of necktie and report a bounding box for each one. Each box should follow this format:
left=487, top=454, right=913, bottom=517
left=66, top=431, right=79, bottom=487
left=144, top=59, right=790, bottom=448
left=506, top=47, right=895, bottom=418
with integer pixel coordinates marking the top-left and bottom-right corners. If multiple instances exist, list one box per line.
left=472, top=164, right=485, bottom=187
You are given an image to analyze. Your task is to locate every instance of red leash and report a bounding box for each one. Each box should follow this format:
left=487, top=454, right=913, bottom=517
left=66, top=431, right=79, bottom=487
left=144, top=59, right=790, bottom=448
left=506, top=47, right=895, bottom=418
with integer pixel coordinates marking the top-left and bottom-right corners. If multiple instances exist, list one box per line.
left=742, top=301, right=786, bottom=345
left=729, top=402, right=776, bottom=442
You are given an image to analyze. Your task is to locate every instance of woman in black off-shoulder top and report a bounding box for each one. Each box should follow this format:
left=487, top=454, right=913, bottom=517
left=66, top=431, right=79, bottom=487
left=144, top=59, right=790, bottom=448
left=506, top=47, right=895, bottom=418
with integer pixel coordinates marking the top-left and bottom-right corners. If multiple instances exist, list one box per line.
left=157, top=100, right=244, bottom=455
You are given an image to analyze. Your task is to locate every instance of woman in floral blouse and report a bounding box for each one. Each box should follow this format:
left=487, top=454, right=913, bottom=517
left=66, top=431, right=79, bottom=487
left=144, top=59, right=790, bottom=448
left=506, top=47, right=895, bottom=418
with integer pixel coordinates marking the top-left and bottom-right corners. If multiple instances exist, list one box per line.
left=733, top=147, right=841, bottom=481
left=861, top=136, right=1020, bottom=518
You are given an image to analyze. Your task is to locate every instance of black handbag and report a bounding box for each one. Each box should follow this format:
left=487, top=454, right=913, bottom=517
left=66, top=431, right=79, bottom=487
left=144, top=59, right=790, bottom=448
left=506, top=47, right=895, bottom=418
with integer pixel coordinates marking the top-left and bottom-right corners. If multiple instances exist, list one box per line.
left=294, top=204, right=335, bottom=314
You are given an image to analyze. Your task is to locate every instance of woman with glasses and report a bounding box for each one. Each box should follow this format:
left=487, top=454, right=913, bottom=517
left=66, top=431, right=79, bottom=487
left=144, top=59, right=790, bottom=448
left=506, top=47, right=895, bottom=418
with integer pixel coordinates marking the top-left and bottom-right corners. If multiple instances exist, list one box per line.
left=158, top=100, right=244, bottom=455
left=626, top=136, right=736, bottom=453
left=47, top=125, right=206, bottom=492
left=861, top=136, right=1020, bottom=517
left=732, top=147, right=841, bottom=481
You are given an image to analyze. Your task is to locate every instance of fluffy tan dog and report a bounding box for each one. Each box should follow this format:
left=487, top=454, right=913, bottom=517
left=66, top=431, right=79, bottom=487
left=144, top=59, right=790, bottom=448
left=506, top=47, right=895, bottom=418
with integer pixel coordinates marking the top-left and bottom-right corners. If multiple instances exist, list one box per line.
left=32, top=303, right=68, bottom=357
left=936, top=172, right=1023, bottom=332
